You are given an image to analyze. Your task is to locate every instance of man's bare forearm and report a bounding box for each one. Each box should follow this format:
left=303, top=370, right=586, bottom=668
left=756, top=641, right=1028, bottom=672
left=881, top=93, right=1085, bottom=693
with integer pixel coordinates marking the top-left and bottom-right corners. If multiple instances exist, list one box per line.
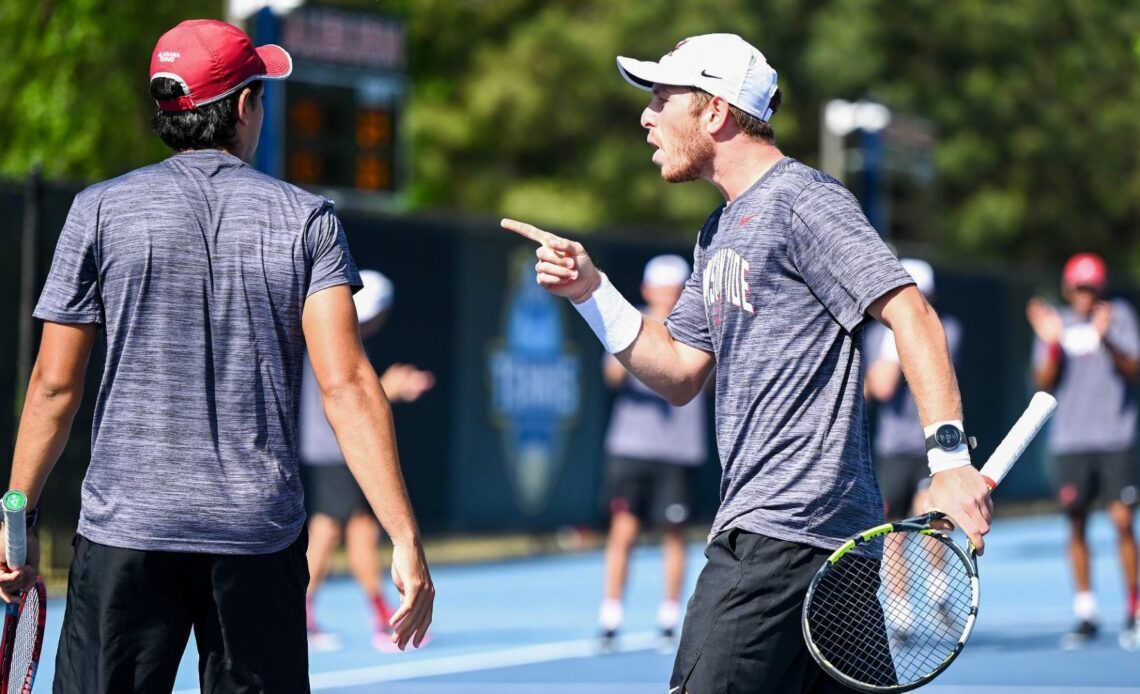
left=614, top=318, right=713, bottom=406
left=321, top=364, right=420, bottom=545
left=9, top=368, right=85, bottom=509
left=887, top=299, right=962, bottom=426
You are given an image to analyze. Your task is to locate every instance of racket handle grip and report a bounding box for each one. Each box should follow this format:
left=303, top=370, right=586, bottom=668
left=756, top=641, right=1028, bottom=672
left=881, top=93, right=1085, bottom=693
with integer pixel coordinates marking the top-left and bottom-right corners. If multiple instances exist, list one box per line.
left=978, top=392, right=1057, bottom=490
left=3, top=490, right=28, bottom=569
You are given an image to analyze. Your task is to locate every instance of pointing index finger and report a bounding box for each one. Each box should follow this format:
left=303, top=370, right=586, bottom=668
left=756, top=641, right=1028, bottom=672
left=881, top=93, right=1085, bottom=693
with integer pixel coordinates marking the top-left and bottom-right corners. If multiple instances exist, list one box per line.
left=501, top=218, right=552, bottom=246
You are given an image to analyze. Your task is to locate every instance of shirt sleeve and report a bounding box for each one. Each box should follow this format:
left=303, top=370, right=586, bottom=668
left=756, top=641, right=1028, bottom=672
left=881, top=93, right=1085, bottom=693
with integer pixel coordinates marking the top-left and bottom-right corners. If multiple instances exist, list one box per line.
left=788, top=183, right=914, bottom=332
left=665, top=212, right=720, bottom=355
left=33, top=192, right=104, bottom=325
left=1108, top=299, right=1140, bottom=359
left=305, top=201, right=362, bottom=297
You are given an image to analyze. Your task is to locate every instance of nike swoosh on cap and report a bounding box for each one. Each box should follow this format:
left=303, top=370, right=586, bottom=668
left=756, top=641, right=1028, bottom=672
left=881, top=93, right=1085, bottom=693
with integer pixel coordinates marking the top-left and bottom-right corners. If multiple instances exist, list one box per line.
left=700, top=69, right=722, bottom=79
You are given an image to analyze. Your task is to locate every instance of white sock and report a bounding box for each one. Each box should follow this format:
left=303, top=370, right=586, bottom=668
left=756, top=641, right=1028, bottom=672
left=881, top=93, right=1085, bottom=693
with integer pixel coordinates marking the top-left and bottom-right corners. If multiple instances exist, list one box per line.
left=1074, top=591, right=1097, bottom=621
left=599, top=598, right=623, bottom=631
left=657, top=600, right=681, bottom=630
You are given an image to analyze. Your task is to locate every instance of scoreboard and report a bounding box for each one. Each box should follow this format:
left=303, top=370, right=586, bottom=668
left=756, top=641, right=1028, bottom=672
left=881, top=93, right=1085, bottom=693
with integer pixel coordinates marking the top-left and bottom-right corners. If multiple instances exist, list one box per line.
left=268, top=5, right=406, bottom=195
left=284, top=81, right=399, bottom=192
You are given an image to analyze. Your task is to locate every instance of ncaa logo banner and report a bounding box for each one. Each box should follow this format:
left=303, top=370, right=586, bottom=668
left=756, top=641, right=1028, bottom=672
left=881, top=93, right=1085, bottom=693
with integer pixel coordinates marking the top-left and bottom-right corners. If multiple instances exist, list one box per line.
left=488, top=253, right=582, bottom=515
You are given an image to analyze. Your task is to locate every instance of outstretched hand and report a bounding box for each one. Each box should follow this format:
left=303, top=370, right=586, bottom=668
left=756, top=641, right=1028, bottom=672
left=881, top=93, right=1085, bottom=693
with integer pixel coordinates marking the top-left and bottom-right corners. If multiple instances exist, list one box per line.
left=1026, top=298, right=1063, bottom=344
left=380, top=364, right=435, bottom=404
left=500, top=218, right=602, bottom=303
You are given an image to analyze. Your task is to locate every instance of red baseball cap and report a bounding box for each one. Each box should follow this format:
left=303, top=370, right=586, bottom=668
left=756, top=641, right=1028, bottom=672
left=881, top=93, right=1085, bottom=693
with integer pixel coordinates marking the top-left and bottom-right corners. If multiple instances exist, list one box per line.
left=150, top=19, right=292, bottom=113
left=1062, top=252, right=1107, bottom=290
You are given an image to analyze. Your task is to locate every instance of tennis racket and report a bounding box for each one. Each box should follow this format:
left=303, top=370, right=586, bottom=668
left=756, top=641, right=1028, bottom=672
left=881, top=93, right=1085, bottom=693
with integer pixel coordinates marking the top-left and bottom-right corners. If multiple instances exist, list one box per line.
left=0, top=490, right=46, bottom=694
left=802, top=392, right=1057, bottom=692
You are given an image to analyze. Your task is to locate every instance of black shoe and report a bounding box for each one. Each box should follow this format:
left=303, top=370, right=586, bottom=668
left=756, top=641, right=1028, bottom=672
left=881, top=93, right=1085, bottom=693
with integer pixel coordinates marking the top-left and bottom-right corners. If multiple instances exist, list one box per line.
left=599, top=628, right=618, bottom=653
left=1060, top=619, right=1098, bottom=650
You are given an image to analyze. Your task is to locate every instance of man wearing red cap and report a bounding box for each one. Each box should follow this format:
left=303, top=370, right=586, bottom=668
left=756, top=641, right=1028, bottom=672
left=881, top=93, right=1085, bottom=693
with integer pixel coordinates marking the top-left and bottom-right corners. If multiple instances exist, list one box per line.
left=1027, top=252, right=1140, bottom=650
left=0, top=19, right=433, bottom=692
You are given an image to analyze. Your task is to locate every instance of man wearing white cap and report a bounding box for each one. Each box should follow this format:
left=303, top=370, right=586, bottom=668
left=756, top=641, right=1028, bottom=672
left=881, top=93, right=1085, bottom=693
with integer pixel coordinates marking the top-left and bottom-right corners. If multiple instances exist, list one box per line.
left=0, top=20, right=432, bottom=691
left=503, top=32, right=991, bottom=692
left=597, top=255, right=708, bottom=650
left=300, top=270, right=435, bottom=652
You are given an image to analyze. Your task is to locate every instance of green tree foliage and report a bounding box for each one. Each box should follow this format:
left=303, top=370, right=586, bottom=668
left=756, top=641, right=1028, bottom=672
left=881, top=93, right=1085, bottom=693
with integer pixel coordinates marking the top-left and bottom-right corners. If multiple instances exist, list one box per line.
left=0, top=1, right=222, bottom=181
left=403, top=0, right=1140, bottom=261
left=805, top=0, right=1140, bottom=262
left=2, top=1, right=1137, bottom=264
left=403, top=0, right=821, bottom=235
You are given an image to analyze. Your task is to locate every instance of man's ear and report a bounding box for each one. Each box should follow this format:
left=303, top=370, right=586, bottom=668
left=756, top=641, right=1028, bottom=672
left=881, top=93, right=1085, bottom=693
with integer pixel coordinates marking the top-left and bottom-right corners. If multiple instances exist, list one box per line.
left=705, top=95, right=732, bottom=134
left=237, top=87, right=258, bottom=124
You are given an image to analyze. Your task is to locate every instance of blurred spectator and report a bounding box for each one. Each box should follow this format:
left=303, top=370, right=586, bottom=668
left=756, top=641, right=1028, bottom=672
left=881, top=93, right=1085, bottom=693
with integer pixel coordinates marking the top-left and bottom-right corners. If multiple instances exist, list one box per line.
left=1026, top=252, right=1140, bottom=650
left=598, top=255, right=708, bottom=650
left=301, top=270, right=435, bottom=652
left=865, top=259, right=964, bottom=521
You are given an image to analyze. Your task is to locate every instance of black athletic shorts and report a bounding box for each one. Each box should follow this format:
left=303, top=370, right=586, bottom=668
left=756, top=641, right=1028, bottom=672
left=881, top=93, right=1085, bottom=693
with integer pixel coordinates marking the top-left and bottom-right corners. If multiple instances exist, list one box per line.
left=1053, top=449, right=1139, bottom=512
left=603, top=456, right=693, bottom=527
left=301, top=463, right=369, bottom=523
left=53, top=531, right=310, bottom=694
left=874, top=454, right=930, bottom=520
left=670, top=529, right=873, bottom=693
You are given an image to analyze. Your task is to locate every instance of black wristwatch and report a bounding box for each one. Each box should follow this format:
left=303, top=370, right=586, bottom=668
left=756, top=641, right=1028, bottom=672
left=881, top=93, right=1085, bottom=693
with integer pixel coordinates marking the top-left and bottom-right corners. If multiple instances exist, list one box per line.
left=925, top=424, right=978, bottom=453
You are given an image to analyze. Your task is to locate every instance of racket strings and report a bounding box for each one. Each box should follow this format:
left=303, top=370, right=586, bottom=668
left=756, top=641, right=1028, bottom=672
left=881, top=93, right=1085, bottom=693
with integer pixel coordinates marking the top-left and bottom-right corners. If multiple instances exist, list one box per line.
left=807, top=532, right=974, bottom=687
left=7, top=586, right=42, bottom=693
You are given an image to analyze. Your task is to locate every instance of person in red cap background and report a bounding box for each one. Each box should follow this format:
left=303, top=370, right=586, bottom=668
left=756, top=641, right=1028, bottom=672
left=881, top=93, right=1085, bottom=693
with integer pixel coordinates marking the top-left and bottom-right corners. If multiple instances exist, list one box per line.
left=1027, top=252, right=1140, bottom=650
left=0, top=19, right=433, bottom=693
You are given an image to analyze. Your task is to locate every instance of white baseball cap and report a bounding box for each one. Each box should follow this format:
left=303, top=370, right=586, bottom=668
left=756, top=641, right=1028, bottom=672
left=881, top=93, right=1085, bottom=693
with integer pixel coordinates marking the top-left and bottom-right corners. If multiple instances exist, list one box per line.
left=354, top=269, right=394, bottom=323
left=900, top=258, right=935, bottom=298
left=643, top=254, right=691, bottom=287
left=617, top=34, right=779, bottom=122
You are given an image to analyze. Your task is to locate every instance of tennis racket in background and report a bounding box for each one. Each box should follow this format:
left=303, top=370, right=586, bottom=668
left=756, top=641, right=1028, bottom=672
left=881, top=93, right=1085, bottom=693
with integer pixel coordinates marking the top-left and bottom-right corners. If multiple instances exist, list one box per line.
left=0, top=490, right=46, bottom=694
left=802, top=391, right=1058, bottom=693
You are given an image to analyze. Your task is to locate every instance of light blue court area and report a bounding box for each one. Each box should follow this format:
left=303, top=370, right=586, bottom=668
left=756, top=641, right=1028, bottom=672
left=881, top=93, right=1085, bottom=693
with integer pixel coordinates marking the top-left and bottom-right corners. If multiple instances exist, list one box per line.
left=32, top=512, right=1140, bottom=693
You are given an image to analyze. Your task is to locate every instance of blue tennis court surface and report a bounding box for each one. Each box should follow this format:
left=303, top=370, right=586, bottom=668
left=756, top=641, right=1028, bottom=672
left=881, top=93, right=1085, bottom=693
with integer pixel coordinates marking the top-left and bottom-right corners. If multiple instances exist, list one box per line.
left=32, top=512, right=1140, bottom=692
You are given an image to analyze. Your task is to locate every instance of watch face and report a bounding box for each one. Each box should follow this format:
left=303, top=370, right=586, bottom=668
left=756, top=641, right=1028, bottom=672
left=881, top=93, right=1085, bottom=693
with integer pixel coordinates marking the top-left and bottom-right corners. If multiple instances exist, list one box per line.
left=936, top=424, right=962, bottom=450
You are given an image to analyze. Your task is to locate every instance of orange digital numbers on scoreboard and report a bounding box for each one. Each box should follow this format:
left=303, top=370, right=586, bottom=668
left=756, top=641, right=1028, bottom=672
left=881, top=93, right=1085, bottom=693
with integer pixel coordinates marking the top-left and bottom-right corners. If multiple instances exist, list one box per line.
left=288, top=150, right=324, bottom=184
left=356, top=109, right=392, bottom=149
left=355, top=155, right=391, bottom=191
left=288, top=99, right=323, bottom=139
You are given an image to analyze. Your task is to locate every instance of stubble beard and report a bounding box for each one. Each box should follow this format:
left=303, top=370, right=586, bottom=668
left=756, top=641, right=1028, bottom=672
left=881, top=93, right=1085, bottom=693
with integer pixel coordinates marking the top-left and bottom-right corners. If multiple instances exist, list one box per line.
left=661, top=123, right=713, bottom=184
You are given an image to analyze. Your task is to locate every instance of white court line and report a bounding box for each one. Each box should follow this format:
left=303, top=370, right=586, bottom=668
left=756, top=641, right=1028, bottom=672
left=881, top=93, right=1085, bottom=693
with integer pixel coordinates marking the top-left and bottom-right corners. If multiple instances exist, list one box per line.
left=173, top=631, right=660, bottom=693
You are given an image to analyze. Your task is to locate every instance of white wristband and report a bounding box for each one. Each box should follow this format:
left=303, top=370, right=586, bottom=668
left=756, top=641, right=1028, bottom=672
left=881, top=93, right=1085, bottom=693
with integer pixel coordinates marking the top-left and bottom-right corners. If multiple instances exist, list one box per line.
left=924, top=419, right=972, bottom=475
left=927, top=446, right=971, bottom=474
left=572, top=273, right=643, bottom=354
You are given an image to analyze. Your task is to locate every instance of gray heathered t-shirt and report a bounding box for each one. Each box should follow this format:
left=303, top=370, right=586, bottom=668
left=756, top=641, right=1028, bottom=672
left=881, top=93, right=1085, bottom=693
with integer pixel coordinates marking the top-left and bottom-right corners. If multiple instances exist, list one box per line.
left=1033, top=300, right=1140, bottom=454
left=34, top=149, right=361, bottom=554
left=665, top=157, right=913, bottom=549
left=865, top=315, right=963, bottom=457
left=299, top=354, right=346, bottom=466
left=603, top=354, right=708, bottom=466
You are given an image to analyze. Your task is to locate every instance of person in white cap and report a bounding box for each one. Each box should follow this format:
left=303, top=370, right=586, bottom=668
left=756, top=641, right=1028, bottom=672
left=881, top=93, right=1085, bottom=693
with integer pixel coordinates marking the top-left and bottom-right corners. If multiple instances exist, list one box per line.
left=865, top=259, right=964, bottom=522
left=1, top=19, right=432, bottom=692
left=300, top=270, right=435, bottom=652
left=597, top=255, right=708, bottom=651
left=502, top=32, right=991, bottom=692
